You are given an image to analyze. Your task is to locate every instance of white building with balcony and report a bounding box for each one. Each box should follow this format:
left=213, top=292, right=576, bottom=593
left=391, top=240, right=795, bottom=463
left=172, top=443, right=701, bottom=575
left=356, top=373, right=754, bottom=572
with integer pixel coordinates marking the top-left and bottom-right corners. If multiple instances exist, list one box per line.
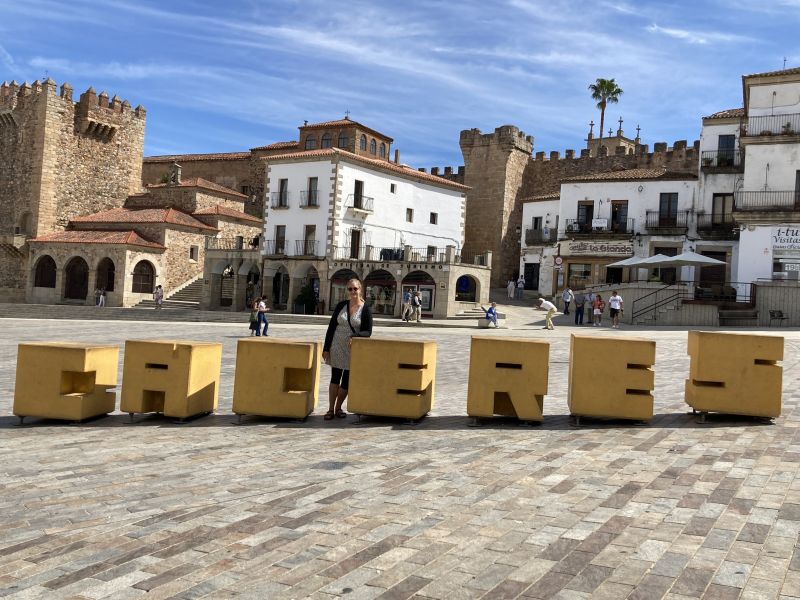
left=519, top=192, right=560, bottom=293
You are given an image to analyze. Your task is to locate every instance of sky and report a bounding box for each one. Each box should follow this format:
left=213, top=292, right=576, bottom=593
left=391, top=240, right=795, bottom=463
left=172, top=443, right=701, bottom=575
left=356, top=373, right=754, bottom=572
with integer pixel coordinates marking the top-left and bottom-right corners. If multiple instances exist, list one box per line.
left=2, top=0, right=799, bottom=167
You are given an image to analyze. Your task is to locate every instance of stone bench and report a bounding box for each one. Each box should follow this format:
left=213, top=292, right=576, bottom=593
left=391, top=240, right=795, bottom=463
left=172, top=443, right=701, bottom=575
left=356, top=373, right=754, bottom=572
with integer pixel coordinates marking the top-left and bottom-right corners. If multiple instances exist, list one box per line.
left=478, top=318, right=505, bottom=329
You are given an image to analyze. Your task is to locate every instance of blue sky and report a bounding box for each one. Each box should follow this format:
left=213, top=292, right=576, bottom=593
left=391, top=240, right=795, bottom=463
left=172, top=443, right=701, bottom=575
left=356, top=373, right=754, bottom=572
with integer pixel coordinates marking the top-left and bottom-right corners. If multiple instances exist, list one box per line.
left=2, top=0, right=799, bottom=167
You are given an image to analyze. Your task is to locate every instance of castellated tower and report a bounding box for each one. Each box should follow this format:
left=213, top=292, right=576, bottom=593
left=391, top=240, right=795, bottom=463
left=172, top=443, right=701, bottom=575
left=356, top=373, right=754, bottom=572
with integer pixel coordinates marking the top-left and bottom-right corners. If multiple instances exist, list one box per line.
left=0, top=78, right=145, bottom=300
left=460, top=125, right=533, bottom=287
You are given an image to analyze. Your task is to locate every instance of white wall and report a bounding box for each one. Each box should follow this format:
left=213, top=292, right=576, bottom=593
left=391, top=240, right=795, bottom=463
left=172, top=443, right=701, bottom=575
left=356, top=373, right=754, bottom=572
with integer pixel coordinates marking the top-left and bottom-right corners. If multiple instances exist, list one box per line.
left=336, top=161, right=464, bottom=251
left=521, top=199, right=559, bottom=234
left=741, top=143, right=800, bottom=191
left=699, top=122, right=739, bottom=154
left=748, top=82, right=800, bottom=117
left=737, top=226, right=774, bottom=282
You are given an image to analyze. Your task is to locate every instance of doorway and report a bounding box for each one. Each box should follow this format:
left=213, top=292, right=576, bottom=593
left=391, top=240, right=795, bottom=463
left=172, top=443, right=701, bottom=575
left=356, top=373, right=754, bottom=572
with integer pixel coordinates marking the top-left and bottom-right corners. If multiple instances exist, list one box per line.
left=64, top=257, right=89, bottom=300
left=523, top=263, right=540, bottom=290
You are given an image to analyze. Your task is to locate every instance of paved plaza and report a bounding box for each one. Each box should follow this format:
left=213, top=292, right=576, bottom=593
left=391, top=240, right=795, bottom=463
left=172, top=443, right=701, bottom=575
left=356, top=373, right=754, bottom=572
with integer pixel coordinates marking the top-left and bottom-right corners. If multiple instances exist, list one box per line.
left=2, top=310, right=800, bottom=599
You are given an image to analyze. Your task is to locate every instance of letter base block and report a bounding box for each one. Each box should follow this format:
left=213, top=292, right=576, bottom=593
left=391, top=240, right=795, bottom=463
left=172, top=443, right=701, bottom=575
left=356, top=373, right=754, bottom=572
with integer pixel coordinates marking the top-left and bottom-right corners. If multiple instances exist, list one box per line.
left=121, top=340, right=222, bottom=419
left=348, top=338, right=436, bottom=420
left=13, top=343, right=119, bottom=422
left=467, top=337, right=549, bottom=422
left=568, top=334, right=655, bottom=422
left=232, top=338, right=321, bottom=419
left=685, top=331, right=783, bottom=418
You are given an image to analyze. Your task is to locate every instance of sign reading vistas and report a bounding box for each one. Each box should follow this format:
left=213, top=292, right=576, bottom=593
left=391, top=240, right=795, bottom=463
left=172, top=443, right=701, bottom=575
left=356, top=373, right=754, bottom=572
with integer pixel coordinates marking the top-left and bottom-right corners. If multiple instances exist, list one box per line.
left=773, top=227, right=800, bottom=250
left=563, top=241, right=633, bottom=257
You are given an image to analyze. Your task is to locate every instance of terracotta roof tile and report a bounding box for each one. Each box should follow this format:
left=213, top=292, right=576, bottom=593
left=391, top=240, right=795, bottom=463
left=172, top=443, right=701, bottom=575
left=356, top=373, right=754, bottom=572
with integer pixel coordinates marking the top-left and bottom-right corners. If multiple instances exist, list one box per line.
left=29, top=230, right=165, bottom=249
left=521, top=191, right=560, bottom=202
left=300, top=118, right=394, bottom=142
left=193, top=204, right=262, bottom=223
left=744, top=66, right=800, bottom=79
left=704, top=108, right=745, bottom=120
left=250, top=141, right=299, bottom=151
left=143, top=151, right=251, bottom=163
left=71, top=207, right=217, bottom=230
left=147, top=177, right=248, bottom=198
left=262, top=148, right=469, bottom=191
left=563, top=167, right=697, bottom=183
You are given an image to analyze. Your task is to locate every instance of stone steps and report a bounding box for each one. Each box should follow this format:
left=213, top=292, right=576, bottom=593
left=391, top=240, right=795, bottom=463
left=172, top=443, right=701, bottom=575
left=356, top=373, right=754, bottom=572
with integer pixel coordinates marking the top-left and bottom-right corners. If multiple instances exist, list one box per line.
left=134, top=279, right=204, bottom=309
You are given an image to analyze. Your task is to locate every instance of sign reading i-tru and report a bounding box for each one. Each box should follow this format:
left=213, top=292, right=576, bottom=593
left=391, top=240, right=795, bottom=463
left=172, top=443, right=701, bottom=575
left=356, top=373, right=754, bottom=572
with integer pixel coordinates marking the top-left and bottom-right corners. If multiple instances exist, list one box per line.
left=773, top=226, right=800, bottom=250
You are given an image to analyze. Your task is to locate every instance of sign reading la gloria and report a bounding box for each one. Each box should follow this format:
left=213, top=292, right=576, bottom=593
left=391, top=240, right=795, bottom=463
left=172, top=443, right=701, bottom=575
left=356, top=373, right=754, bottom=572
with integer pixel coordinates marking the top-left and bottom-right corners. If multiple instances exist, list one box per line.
left=563, top=241, right=633, bottom=257
left=773, top=227, right=800, bottom=251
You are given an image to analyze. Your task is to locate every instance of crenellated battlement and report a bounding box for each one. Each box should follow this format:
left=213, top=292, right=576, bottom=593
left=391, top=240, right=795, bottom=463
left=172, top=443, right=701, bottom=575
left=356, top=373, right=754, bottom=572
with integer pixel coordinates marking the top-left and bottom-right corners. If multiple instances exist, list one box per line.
left=526, top=139, right=699, bottom=164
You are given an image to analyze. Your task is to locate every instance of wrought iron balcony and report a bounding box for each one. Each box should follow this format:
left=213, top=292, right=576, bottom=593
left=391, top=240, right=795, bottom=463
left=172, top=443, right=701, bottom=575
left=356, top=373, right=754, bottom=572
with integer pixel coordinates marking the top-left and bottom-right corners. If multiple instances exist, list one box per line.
left=525, top=228, right=558, bottom=245
left=332, top=245, right=364, bottom=260
left=408, top=247, right=445, bottom=262
left=744, top=113, right=800, bottom=137
left=734, top=190, right=800, bottom=211
left=696, top=214, right=739, bottom=239
left=270, top=191, right=290, bottom=209
left=563, top=218, right=635, bottom=235
left=644, top=210, right=690, bottom=231
left=263, top=239, right=287, bottom=256
left=701, top=150, right=742, bottom=170
left=346, top=194, right=374, bottom=212
left=294, top=239, right=319, bottom=256
left=300, top=190, right=319, bottom=208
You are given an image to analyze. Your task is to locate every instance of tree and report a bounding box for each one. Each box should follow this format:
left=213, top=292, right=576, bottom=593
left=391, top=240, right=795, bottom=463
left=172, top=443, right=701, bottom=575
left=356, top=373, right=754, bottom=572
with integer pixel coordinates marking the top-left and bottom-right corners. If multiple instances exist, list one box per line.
left=588, top=78, right=623, bottom=146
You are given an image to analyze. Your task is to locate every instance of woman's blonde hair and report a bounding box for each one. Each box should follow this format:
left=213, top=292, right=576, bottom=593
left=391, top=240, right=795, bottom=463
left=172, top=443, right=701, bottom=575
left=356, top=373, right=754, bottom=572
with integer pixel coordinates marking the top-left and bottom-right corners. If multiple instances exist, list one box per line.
left=346, top=277, right=363, bottom=300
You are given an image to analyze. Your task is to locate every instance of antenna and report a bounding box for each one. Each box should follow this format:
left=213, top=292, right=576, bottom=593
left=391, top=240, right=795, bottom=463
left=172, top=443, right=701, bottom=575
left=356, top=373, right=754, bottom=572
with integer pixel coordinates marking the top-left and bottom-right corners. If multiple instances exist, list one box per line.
left=784, top=56, right=788, bottom=69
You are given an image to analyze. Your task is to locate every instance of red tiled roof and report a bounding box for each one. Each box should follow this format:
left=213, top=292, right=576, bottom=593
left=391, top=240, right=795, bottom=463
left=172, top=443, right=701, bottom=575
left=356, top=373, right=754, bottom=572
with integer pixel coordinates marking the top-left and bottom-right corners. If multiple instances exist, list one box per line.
left=71, top=207, right=217, bottom=230
left=704, top=108, right=745, bottom=120
left=744, top=67, right=800, bottom=79
left=262, top=148, right=469, bottom=191
left=147, top=177, right=248, bottom=198
left=564, top=168, right=697, bottom=183
left=250, top=141, right=299, bottom=152
left=521, top=191, right=560, bottom=202
left=193, top=204, right=262, bottom=223
left=143, top=152, right=250, bottom=163
left=300, top=118, right=394, bottom=142
left=29, top=230, right=165, bottom=249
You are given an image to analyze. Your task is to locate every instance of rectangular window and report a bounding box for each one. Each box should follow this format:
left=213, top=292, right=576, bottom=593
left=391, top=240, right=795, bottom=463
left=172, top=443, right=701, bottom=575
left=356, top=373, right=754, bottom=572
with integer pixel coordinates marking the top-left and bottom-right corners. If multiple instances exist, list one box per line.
left=717, top=134, right=735, bottom=151
left=567, top=263, right=592, bottom=288
left=275, top=225, right=286, bottom=254
left=429, top=212, right=438, bottom=225
left=306, top=177, right=318, bottom=207
left=532, top=216, right=543, bottom=230
left=240, top=185, right=250, bottom=196
left=278, top=179, right=288, bottom=206
left=189, top=245, right=199, bottom=261
left=659, top=193, right=678, bottom=218
left=406, top=208, right=414, bottom=222
left=302, top=225, right=316, bottom=255
left=610, top=201, right=628, bottom=233
left=712, top=193, right=734, bottom=224
left=390, top=183, right=397, bottom=194
left=427, top=245, right=437, bottom=259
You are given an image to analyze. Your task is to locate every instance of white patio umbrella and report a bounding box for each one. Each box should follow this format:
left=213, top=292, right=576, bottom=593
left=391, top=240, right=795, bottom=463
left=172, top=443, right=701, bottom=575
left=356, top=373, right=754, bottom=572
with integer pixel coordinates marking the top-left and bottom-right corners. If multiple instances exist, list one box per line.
left=605, top=255, right=648, bottom=268
left=625, top=253, right=673, bottom=267
left=650, top=250, right=726, bottom=267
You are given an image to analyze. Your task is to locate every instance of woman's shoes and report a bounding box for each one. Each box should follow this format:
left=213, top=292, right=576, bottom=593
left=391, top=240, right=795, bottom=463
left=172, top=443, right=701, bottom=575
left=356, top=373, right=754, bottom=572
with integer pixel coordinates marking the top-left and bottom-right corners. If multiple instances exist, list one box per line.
left=335, top=410, right=347, bottom=418
left=323, top=411, right=335, bottom=420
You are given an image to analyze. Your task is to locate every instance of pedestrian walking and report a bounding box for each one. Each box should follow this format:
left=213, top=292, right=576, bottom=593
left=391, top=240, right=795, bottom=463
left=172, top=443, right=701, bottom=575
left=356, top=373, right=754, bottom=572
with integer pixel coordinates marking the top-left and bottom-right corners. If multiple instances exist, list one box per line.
left=537, top=298, right=557, bottom=330
left=412, top=291, right=423, bottom=322
left=609, top=290, right=624, bottom=328
left=94, top=287, right=102, bottom=307
left=99, top=288, right=106, bottom=307
left=561, top=287, right=574, bottom=315
left=256, top=296, right=269, bottom=336
left=516, top=276, right=525, bottom=300
left=153, top=285, right=164, bottom=309
left=248, top=299, right=259, bottom=336
left=506, top=279, right=515, bottom=300
left=592, top=293, right=605, bottom=327
left=584, top=290, right=594, bottom=325
left=574, top=291, right=585, bottom=325
left=322, top=278, right=373, bottom=420
left=480, top=302, right=499, bottom=327
left=401, top=288, right=413, bottom=322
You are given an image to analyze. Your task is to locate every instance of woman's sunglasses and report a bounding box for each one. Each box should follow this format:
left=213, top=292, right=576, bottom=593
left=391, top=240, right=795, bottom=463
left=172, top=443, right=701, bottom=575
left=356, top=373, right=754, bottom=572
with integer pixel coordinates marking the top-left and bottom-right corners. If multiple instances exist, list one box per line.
left=347, top=287, right=360, bottom=292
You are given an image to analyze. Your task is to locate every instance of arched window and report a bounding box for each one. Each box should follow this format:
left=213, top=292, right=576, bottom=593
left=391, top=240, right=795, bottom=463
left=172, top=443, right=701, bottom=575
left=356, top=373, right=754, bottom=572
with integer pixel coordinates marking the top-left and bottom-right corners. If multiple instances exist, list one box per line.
left=33, top=255, right=56, bottom=288
left=369, top=139, right=376, bottom=154
left=304, top=136, right=317, bottom=150
left=359, top=134, right=367, bottom=151
left=338, top=133, right=348, bottom=148
left=379, top=143, right=386, bottom=158
left=320, top=133, right=332, bottom=148
left=97, top=257, right=115, bottom=292
left=132, top=261, right=155, bottom=293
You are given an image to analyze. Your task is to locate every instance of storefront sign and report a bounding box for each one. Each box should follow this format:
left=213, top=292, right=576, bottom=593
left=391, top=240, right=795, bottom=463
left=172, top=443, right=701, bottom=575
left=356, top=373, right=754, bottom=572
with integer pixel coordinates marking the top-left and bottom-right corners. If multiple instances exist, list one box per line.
left=562, top=241, right=633, bottom=257
left=773, top=227, right=800, bottom=251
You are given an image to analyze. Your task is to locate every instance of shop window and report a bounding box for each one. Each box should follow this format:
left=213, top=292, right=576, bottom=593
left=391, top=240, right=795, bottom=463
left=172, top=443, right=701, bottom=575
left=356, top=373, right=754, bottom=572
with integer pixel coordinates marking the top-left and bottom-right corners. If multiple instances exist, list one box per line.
left=567, top=263, right=592, bottom=288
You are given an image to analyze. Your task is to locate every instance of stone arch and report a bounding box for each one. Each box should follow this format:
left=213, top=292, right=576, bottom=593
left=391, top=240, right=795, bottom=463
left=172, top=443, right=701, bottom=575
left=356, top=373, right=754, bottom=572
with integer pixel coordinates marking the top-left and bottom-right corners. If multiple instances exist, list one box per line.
left=33, top=255, right=56, bottom=288
left=401, top=270, right=437, bottom=316
left=455, top=274, right=479, bottom=302
left=64, top=256, right=90, bottom=300
left=131, top=260, right=155, bottom=294
left=96, top=257, right=115, bottom=292
left=364, top=269, right=397, bottom=315
left=369, top=138, right=377, bottom=155
left=272, top=264, right=290, bottom=308
left=329, top=268, right=359, bottom=309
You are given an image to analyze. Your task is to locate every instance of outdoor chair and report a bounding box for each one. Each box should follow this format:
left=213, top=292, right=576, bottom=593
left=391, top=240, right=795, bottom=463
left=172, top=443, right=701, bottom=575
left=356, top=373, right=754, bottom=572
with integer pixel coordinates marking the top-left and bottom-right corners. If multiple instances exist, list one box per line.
left=769, top=310, right=788, bottom=327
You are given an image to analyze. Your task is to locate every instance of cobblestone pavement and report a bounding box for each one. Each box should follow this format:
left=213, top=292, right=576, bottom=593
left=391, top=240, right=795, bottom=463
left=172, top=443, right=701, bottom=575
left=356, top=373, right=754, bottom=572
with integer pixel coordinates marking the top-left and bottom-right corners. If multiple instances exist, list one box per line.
left=2, top=316, right=800, bottom=599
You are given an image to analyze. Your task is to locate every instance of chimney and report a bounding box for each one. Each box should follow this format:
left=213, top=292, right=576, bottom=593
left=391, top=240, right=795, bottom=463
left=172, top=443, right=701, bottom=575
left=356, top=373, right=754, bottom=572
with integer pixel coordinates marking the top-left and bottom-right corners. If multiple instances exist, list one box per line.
left=169, top=162, right=182, bottom=185
left=394, top=148, right=400, bottom=163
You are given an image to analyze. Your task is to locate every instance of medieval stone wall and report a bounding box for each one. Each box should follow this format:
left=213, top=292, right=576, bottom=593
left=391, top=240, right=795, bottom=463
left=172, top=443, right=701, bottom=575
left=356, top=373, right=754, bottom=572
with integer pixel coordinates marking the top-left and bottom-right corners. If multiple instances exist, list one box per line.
left=162, top=229, right=206, bottom=292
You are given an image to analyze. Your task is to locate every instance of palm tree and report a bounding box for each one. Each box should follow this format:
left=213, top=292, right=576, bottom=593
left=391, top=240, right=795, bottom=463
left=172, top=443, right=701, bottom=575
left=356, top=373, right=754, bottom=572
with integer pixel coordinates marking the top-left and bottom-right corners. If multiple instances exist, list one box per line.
left=588, top=78, right=623, bottom=145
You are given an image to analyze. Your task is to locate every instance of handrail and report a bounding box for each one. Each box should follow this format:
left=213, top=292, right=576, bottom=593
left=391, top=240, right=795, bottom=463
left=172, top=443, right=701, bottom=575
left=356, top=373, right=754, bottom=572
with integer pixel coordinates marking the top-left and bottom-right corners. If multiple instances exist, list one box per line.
left=632, top=289, right=691, bottom=322
left=630, top=283, right=677, bottom=319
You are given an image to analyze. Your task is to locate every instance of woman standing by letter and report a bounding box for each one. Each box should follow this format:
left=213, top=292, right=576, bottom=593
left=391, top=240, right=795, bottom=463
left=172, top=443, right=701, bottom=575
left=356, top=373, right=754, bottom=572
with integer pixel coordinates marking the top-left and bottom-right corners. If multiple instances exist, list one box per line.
left=322, top=278, right=373, bottom=420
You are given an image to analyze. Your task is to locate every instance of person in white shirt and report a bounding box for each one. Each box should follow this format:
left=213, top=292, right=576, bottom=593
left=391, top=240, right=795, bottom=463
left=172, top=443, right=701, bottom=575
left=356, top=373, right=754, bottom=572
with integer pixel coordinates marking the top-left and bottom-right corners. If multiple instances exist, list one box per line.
left=536, top=298, right=558, bottom=330
left=561, top=287, right=574, bottom=315
left=516, top=276, right=525, bottom=300
left=608, top=290, right=624, bottom=328
left=507, top=279, right=515, bottom=300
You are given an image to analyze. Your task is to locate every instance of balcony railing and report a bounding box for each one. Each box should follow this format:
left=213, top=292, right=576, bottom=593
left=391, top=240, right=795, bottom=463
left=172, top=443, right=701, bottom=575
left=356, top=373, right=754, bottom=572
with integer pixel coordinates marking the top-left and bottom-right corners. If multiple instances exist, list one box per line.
left=701, top=150, right=742, bottom=170
left=563, top=218, right=635, bottom=235
left=263, top=239, right=287, bottom=255
left=696, top=214, right=739, bottom=239
left=332, top=245, right=365, bottom=260
left=270, top=191, right=290, bottom=209
left=745, top=113, right=800, bottom=137
left=300, top=190, right=319, bottom=208
left=734, top=190, right=800, bottom=211
left=346, top=194, right=374, bottom=212
left=294, top=239, right=319, bottom=256
left=525, top=228, right=558, bottom=245
left=206, top=236, right=261, bottom=251
left=645, top=210, right=690, bottom=230
left=408, top=247, right=446, bottom=263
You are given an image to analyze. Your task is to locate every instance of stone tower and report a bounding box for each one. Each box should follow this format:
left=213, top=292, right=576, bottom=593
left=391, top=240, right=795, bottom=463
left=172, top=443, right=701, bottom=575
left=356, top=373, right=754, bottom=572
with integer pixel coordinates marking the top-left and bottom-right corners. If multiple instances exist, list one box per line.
left=0, top=79, right=146, bottom=301
left=460, top=125, right=533, bottom=286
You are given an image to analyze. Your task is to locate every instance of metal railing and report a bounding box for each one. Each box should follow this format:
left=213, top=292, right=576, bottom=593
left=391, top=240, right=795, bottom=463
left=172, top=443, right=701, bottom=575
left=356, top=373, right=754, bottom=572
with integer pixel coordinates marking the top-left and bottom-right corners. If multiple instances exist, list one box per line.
left=294, top=239, right=319, bottom=256
left=270, top=192, right=290, bottom=209
left=696, top=214, right=738, bottom=238
left=331, top=245, right=364, bottom=260
left=376, top=247, right=405, bottom=261
left=263, top=239, right=287, bottom=255
left=563, top=218, right=635, bottom=235
left=734, top=190, right=800, bottom=211
left=745, top=113, right=800, bottom=137
left=631, top=281, right=756, bottom=323
left=408, top=247, right=446, bottom=263
left=631, top=283, right=691, bottom=322
left=644, top=210, right=690, bottom=229
left=701, top=150, right=742, bottom=169
left=525, top=228, right=558, bottom=245
left=300, top=190, right=319, bottom=207
left=346, top=194, right=374, bottom=212
left=206, top=236, right=261, bottom=251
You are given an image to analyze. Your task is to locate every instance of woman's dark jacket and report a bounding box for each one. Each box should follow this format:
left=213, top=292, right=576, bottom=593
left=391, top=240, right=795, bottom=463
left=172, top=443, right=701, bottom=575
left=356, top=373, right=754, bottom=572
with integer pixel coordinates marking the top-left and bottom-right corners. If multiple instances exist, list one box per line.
left=323, top=300, right=374, bottom=352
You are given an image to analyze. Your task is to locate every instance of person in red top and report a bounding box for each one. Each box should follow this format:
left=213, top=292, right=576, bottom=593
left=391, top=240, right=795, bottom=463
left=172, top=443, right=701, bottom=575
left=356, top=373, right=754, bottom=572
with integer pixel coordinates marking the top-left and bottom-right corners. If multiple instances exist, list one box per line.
left=592, top=293, right=605, bottom=327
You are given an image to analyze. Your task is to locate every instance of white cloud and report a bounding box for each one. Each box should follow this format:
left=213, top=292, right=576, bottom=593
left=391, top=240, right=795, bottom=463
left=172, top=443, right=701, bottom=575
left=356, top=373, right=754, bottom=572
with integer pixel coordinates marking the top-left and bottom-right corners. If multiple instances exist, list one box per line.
left=646, top=23, right=753, bottom=45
